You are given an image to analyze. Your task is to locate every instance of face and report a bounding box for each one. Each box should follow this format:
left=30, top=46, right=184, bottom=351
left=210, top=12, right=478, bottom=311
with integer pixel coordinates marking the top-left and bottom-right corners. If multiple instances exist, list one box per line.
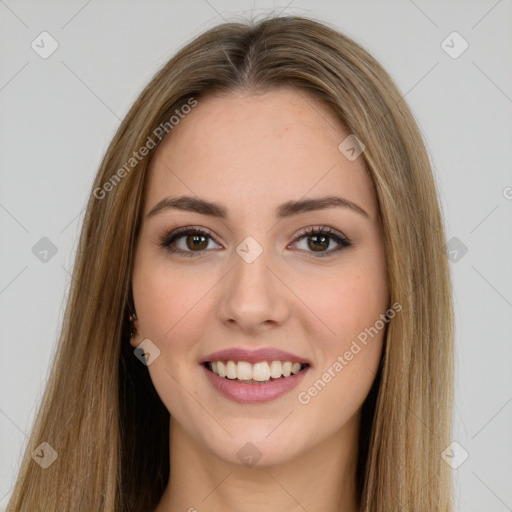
left=130, top=87, right=389, bottom=467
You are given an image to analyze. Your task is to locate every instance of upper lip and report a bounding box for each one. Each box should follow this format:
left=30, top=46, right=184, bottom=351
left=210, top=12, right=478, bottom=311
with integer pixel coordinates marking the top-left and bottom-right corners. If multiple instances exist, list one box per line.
left=200, top=347, right=312, bottom=366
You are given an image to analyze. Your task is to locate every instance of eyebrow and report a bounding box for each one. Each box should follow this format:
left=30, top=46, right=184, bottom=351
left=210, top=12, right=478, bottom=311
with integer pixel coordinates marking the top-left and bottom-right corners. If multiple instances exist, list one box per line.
left=147, top=194, right=369, bottom=219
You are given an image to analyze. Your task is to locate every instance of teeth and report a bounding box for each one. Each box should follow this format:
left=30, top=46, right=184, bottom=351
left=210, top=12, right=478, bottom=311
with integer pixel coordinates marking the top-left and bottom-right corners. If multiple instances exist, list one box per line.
left=237, top=361, right=252, bottom=380
left=291, top=362, right=301, bottom=374
left=253, top=362, right=270, bottom=381
left=208, top=360, right=306, bottom=382
left=217, top=361, right=226, bottom=378
left=226, top=360, right=237, bottom=379
left=269, top=361, right=282, bottom=378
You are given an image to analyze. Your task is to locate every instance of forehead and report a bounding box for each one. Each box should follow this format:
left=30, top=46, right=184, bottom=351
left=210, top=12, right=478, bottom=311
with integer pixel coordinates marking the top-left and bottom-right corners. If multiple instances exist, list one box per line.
left=143, top=87, right=377, bottom=220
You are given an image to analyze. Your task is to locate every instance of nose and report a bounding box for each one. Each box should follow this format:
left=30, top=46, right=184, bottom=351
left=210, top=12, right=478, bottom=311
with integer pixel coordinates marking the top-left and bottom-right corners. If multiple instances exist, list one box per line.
left=217, top=241, right=290, bottom=334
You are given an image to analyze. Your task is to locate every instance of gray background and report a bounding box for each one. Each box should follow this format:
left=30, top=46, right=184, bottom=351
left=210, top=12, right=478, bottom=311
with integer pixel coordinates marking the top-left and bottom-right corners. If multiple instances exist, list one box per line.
left=1, top=1, right=511, bottom=510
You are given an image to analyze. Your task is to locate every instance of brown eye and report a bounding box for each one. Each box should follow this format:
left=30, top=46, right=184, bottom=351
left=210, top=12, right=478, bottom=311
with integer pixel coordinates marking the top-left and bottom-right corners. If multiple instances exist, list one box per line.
left=185, top=234, right=208, bottom=251
left=160, top=225, right=351, bottom=259
left=307, top=234, right=329, bottom=252
left=292, top=226, right=352, bottom=258
left=160, top=227, right=221, bottom=257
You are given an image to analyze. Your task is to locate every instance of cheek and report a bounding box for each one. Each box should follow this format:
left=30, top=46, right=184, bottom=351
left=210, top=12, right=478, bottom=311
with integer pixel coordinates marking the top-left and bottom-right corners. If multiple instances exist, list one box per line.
left=294, top=255, right=387, bottom=408
left=131, top=256, right=209, bottom=419
left=132, top=253, right=208, bottom=343
left=302, top=260, right=388, bottom=347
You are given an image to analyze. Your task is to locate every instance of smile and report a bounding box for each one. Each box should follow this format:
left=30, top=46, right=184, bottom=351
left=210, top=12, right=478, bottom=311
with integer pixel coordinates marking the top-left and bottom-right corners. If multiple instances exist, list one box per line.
left=205, top=360, right=308, bottom=383
left=202, top=361, right=310, bottom=403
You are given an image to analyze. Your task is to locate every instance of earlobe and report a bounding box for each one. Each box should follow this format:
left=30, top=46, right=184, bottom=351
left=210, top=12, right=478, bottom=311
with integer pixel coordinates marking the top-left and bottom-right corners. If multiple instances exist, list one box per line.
left=129, top=334, right=139, bottom=349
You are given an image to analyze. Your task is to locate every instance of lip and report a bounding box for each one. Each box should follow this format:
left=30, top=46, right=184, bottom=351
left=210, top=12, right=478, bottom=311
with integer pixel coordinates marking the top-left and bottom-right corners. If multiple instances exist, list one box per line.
left=202, top=364, right=310, bottom=403
left=199, top=347, right=312, bottom=366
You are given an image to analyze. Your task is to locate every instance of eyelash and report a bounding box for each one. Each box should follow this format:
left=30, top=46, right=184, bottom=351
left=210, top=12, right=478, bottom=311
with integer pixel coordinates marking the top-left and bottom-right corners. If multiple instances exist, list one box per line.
left=158, top=225, right=352, bottom=259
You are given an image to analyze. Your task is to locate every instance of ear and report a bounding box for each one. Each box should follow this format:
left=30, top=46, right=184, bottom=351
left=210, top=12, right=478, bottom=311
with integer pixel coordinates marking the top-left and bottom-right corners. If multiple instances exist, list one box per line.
left=129, top=329, right=140, bottom=349
left=127, top=289, right=139, bottom=348
left=128, top=313, right=140, bottom=349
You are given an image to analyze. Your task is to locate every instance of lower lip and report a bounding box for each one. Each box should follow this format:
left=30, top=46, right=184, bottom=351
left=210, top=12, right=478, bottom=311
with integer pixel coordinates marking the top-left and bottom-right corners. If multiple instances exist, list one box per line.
left=202, top=364, right=309, bottom=403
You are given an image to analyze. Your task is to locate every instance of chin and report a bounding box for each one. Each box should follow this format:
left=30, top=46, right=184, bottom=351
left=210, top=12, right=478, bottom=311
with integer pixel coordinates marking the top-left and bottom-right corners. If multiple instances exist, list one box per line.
left=202, top=421, right=309, bottom=468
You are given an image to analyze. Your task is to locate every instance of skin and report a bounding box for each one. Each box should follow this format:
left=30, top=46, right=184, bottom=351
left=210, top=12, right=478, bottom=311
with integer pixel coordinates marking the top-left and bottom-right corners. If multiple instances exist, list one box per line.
left=130, top=87, right=389, bottom=512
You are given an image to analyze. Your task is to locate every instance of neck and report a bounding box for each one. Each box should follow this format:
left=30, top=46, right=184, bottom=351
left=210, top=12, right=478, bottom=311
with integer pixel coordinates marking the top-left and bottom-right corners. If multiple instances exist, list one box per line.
left=154, top=414, right=361, bottom=512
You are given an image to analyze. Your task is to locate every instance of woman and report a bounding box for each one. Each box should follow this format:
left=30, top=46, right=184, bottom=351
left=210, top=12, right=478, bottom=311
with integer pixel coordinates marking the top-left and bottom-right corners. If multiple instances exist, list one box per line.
left=7, top=14, right=454, bottom=512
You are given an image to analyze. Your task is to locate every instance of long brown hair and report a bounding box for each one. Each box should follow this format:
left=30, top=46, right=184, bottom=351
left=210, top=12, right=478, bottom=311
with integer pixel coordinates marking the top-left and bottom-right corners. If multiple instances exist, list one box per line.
left=7, top=14, right=454, bottom=512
